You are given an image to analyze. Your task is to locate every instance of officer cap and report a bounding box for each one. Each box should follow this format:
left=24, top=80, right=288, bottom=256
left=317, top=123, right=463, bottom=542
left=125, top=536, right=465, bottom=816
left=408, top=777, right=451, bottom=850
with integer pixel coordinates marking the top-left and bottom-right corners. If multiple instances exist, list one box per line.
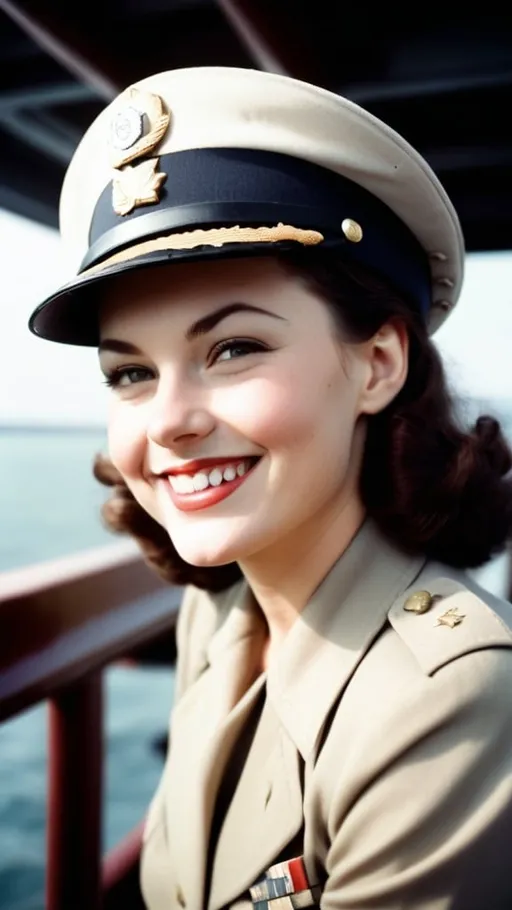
left=28, top=66, right=464, bottom=345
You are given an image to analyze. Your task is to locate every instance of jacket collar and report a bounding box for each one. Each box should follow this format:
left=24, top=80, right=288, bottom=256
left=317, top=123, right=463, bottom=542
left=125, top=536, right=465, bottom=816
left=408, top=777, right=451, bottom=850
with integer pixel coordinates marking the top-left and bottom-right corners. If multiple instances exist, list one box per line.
left=265, top=520, right=425, bottom=761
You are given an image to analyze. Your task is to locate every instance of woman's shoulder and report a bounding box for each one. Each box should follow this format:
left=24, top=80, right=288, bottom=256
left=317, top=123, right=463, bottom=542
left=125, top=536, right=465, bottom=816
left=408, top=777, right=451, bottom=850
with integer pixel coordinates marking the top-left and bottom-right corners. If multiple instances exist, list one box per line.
left=319, top=563, right=512, bottom=797
left=332, top=561, right=512, bottom=756
left=386, top=561, right=512, bottom=677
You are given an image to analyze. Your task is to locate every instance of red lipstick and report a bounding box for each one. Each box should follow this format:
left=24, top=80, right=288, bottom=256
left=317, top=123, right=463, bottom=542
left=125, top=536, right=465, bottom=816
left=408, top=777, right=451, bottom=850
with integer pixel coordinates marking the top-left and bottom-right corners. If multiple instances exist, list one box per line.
left=160, top=457, right=260, bottom=513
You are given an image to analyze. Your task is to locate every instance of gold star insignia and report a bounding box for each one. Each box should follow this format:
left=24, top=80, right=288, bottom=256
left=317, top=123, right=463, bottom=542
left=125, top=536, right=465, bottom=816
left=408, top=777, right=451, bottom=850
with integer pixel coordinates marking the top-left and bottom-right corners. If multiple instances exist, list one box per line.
left=435, top=607, right=465, bottom=628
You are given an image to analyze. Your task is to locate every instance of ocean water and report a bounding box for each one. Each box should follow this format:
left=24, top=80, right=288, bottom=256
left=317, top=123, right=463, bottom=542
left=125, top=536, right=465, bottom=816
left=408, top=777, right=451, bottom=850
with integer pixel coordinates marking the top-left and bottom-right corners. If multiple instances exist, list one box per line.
left=0, top=427, right=112, bottom=573
left=1, top=417, right=511, bottom=909
left=0, top=428, right=175, bottom=910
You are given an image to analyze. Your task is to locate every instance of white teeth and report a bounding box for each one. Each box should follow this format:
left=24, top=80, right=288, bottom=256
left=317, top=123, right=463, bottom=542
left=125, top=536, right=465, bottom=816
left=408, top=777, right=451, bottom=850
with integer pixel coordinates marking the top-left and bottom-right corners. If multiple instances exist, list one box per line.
left=169, top=473, right=195, bottom=493
left=208, top=468, right=223, bottom=487
left=168, top=459, right=255, bottom=494
left=192, top=472, right=209, bottom=492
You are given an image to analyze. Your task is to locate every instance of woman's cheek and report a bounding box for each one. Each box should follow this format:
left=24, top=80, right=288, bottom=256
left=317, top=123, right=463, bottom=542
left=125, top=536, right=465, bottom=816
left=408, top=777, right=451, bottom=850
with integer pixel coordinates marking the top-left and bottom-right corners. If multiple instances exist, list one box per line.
left=107, top=402, right=147, bottom=481
left=211, top=370, right=328, bottom=446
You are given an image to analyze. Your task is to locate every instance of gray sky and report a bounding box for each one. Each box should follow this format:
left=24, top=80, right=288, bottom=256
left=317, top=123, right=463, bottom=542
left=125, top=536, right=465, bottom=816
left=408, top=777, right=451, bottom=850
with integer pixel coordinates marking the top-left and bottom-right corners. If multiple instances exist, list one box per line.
left=2, top=208, right=512, bottom=426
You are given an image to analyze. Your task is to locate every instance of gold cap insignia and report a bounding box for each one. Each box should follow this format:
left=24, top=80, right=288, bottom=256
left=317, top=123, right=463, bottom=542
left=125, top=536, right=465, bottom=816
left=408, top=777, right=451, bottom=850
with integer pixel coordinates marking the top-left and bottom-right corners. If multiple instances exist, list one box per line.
left=112, top=159, right=168, bottom=217
left=111, top=105, right=144, bottom=152
left=403, top=590, right=434, bottom=615
left=108, top=88, right=170, bottom=215
left=435, top=607, right=465, bottom=628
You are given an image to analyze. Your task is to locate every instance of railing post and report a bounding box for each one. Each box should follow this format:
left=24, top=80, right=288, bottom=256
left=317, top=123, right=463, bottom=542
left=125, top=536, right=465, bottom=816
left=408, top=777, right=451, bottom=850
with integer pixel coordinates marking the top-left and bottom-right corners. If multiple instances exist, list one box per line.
left=46, top=673, right=103, bottom=910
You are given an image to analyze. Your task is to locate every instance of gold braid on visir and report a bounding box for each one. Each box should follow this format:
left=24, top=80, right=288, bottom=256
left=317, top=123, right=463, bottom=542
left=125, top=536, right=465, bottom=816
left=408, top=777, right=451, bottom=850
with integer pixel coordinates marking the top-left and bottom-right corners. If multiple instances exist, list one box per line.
left=82, top=224, right=325, bottom=275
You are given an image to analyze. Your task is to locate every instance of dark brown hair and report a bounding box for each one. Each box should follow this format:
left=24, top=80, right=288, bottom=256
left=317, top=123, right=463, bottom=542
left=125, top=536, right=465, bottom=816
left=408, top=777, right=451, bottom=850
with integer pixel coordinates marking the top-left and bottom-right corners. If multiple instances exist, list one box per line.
left=94, top=249, right=512, bottom=589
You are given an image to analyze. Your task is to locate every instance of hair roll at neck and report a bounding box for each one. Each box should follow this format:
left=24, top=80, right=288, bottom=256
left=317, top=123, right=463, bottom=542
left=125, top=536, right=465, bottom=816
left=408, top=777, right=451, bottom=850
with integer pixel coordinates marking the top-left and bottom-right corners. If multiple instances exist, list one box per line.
left=93, top=251, right=512, bottom=590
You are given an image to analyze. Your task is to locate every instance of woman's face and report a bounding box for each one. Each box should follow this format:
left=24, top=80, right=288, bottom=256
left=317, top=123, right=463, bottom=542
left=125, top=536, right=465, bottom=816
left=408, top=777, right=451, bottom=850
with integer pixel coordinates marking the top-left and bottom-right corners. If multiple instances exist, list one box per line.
left=99, top=257, right=393, bottom=569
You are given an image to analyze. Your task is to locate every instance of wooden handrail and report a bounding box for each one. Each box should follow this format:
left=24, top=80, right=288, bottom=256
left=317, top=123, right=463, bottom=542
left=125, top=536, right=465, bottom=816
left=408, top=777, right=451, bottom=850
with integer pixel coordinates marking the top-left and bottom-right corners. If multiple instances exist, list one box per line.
left=0, top=542, right=180, bottom=722
left=0, top=543, right=180, bottom=910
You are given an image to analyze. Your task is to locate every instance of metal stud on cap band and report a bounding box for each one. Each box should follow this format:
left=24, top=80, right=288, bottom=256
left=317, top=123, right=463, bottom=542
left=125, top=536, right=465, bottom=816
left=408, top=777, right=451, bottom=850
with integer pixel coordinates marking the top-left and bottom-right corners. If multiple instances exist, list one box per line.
left=341, top=218, right=363, bottom=242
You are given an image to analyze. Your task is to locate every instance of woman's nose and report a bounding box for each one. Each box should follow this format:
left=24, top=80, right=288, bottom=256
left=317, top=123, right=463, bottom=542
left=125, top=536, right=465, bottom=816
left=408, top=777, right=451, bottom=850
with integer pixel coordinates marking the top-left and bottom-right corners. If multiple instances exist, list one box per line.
left=146, top=373, right=215, bottom=449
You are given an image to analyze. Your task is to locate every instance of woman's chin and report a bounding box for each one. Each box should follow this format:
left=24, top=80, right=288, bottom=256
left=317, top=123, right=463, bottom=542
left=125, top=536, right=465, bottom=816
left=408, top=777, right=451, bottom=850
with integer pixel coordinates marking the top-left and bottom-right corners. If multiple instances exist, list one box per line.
left=165, top=518, right=263, bottom=569
left=170, top=531, right=246, bottom=569
left=174, top=546, right=239, bottom=569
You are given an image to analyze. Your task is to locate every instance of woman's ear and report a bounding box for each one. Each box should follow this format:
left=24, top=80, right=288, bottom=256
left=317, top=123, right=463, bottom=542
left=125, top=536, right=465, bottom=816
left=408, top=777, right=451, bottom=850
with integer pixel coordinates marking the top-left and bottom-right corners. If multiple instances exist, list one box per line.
left=358, top=320, right=409, bottom=415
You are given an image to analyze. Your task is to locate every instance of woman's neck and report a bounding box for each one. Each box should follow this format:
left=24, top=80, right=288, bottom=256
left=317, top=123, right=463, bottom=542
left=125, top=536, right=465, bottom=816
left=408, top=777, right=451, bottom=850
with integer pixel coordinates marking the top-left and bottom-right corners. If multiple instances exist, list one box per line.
left=240, top=494, right=366, bottom=660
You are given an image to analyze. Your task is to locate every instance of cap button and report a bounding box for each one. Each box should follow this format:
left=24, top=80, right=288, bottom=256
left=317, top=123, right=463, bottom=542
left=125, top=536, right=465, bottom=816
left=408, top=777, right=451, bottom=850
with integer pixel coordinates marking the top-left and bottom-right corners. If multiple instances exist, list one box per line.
left=403, top=590, right=434, bottom=614
left=342, top=218, right=363, bottom=243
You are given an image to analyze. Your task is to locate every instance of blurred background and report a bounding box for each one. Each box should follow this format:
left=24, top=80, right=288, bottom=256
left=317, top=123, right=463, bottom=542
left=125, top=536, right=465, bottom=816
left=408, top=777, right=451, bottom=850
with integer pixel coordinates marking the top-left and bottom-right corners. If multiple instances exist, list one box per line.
left=1, top=2, right=512, bottom=908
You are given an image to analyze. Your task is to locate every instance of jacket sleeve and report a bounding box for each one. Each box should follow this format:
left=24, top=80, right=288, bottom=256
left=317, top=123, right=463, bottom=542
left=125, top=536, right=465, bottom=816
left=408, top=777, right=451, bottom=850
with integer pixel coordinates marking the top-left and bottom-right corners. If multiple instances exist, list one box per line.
left=321, top=647, right=512, bottom=910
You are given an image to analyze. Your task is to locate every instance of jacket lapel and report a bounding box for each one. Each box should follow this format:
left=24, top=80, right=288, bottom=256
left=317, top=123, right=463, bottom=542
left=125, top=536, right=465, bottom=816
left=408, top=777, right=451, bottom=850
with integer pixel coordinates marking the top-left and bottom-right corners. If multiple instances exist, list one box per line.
left=208, top=524, right=425, bottom=910
left=162, top=583, right=266, bottom=910
left=207, top=698, right=304, bottom=910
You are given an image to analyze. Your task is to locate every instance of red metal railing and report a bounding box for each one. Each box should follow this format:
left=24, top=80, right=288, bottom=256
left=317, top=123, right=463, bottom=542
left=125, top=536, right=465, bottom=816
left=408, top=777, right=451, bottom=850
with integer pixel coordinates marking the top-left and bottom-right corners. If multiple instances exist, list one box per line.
left=0, top=542, right=179, bottom=910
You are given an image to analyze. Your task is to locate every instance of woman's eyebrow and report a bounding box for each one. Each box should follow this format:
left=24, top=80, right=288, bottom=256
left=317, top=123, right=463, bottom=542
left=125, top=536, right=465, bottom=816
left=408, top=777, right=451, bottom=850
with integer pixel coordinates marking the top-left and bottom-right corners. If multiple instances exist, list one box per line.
left=98, top=339, right=143, bottom=355
left=185, top=302, right=286, bottom=340
left=98, top=302, right=286, bottom=353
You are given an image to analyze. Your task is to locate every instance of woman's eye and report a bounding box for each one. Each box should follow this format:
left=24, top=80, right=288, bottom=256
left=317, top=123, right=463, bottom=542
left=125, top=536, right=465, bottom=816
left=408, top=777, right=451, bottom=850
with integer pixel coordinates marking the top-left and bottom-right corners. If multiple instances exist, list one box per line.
left=209, top=339, right=268, bottom=365
left=103, top=366, right=153, bottom=389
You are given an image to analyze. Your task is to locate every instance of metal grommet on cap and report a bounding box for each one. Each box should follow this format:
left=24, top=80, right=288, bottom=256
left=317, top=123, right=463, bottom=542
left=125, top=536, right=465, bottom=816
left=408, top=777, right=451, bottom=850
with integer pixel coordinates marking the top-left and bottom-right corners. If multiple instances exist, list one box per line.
left=341, top=218, right=363, bottom=243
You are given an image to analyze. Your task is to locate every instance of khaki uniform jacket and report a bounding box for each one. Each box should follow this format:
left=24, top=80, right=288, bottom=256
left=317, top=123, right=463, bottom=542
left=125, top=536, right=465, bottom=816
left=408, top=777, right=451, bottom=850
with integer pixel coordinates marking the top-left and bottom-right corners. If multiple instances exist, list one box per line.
left=140, top=522, right=512, bottom=910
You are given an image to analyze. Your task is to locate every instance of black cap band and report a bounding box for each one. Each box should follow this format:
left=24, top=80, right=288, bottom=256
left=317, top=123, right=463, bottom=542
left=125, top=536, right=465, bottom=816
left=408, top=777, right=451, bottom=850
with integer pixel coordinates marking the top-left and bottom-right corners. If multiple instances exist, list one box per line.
left=84, top=148, right=431, bottom=315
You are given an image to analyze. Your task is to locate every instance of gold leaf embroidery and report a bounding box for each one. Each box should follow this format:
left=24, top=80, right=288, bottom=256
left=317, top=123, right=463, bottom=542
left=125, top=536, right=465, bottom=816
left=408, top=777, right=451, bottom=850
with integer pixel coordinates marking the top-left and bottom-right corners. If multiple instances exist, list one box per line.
left=112, top=158, right=167, bottom=216
left=82, top=223, right=325, bottom=274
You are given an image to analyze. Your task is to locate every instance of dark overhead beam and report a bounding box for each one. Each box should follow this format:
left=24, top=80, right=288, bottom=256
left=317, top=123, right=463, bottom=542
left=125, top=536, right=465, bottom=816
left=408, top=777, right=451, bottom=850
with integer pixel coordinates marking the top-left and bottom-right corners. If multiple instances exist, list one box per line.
left=425, top=145, right=512, bottom=174
left=216, top=0, right=329, bottom=85
left=343, top=70, right=512, bottom=104
left=1, top=111, right=77, bottom=164
left=0, top=82, right=93, bottom=114
left=0, top=0, right=123, bottom=99
left=216, top=0, right=290, bottom=74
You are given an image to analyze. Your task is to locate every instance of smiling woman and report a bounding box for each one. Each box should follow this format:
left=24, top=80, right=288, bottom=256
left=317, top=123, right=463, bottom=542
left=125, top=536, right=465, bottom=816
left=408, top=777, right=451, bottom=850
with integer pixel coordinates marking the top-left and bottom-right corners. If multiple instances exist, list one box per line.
left=29, top=67, right=512, bottom=910
left=98, top=257, right=388, bottom=576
